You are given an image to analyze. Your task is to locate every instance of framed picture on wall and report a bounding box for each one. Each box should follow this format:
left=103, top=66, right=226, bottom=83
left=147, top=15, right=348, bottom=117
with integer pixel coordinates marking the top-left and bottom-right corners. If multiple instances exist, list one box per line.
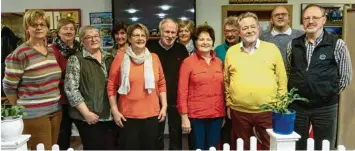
left=300, top=3, right=354, bottom=26
left=324, top=26, right=342, bottom=39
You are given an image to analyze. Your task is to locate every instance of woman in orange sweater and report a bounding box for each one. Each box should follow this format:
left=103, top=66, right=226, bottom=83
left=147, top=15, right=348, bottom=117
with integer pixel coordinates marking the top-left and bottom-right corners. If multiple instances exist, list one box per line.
left=177, top=25, right=225, bottom=150
left=107, top=23, right=167, bottom=150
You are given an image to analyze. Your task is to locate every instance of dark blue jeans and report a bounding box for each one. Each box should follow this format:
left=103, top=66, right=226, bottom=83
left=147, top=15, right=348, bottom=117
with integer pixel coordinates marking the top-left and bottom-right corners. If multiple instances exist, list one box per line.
left=290, top=103, right=338, bottom=150
left=190, top=117, right=223, bottom=150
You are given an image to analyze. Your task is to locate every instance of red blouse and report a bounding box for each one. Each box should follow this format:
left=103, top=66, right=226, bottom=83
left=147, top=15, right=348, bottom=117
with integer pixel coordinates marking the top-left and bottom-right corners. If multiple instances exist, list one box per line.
left=177, top=51, right=225, bottom=118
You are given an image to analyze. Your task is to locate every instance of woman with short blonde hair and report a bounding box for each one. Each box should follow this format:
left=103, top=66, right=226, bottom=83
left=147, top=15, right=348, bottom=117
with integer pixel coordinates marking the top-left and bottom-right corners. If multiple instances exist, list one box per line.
left=177, top=19, right=195, bottom=55
left=107, top=23, right=167, bottom=150
left=3, top=9, right=62, bottom=150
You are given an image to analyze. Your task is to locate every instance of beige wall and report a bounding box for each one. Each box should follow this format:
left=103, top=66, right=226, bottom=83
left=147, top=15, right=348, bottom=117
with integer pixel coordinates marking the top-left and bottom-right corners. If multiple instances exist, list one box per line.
left=1, top=0, right=112, bottom=26
left=2, top=0, right=354, bottom=46
left=196, top=0, right=355, bottom=46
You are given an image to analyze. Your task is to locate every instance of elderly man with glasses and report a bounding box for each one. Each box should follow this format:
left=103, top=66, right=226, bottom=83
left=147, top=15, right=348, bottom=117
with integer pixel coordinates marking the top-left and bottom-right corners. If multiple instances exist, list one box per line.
left=286, top=4, right=352, bottom=150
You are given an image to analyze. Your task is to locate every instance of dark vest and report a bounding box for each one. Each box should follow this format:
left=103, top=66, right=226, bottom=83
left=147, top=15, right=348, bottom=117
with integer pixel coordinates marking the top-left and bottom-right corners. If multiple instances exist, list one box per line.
left=69, top=51, right=114, bottom=120
left=288, top=31, right=340, bottom=109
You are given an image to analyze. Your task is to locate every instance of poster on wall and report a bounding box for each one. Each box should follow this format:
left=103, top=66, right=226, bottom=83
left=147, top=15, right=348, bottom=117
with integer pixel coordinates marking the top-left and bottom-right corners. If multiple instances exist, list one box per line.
left=89, top=12, right=113, bottom=51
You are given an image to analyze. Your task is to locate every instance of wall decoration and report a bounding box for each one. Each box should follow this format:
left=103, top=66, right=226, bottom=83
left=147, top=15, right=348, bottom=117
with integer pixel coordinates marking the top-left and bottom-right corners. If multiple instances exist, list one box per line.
left=229, top=0, right=287, bottom=4
left=300, top=3, right=354, bottom=26
left=324, top=26, right=343, bottom=39
left=221, top=4, right=293, bottom=42
left=89, top=12, right=113, bottom=50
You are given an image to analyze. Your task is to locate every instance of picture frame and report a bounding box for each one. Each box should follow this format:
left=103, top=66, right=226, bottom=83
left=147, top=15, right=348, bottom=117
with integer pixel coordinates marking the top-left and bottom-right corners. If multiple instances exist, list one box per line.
left=229, top=0, right=287, bottom=4
left=300, top=3, right=354, bottom=26
left=221, top=4, right=293, bottom=42
left=324, top=26, right=343, bottom=39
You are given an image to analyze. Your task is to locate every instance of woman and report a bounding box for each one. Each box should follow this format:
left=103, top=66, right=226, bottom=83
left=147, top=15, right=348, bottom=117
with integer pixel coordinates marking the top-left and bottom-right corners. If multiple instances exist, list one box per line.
left=2, top=9, right=62, bottom=150
left=107, top=23, right=167, bottom=150
left=177, top=19, right=195, bottom=55
left=111, top=21, right=128, bottom=56
left=64, top=25, right=114, bottom=150
left=177, top=25, right=225, bottom=150
left=51, top=18, right=80, bottom=150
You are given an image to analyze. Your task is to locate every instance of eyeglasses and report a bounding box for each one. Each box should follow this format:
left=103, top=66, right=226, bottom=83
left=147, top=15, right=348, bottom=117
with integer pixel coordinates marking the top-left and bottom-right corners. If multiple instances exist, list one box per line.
left=272, top=13, right=288, bottom=17
left=84, top=35, right=100, bottom=40
left=132, top=34, right=146, bottom=39
left=303, top=16, right=324, bottom=22
left=29, top=23, right=47, bottom=28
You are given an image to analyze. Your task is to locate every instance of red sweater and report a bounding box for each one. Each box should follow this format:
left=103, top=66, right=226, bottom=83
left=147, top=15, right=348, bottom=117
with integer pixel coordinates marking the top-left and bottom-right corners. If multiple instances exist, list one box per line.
left=177, top=51, right=225, bottom=118
left=51, top=45, right=69, bottom=104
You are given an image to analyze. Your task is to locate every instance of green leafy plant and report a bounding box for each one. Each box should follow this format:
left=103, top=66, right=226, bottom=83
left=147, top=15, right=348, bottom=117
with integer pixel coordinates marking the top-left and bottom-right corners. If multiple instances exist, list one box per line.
left=1, top=100, right=27, bottom=120
left=260, top=88, right=309, bottom=114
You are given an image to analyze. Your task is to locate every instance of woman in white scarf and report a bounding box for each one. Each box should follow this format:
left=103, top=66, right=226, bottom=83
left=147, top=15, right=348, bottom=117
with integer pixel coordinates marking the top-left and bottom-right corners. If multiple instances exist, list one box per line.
left=107, top=23, right=167, bottom=150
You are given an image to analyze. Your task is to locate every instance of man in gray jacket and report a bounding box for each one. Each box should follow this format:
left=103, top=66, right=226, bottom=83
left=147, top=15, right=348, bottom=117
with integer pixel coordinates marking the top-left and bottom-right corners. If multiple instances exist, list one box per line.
left=260, top=6, right=303, bottom=62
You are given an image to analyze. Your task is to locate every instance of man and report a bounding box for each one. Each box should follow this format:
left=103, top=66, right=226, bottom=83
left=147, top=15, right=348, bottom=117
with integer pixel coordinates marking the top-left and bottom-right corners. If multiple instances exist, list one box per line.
left=215, top=16, right=240, bottom=63
left=224, top=12, right=287, bottom=150
left=147, top=18, right=189, bottom=150
left=286, top=4, right=352, bottom=150
left=213, top=16, right=240, bottom=148
left=260, top=6, right=304, bottom=61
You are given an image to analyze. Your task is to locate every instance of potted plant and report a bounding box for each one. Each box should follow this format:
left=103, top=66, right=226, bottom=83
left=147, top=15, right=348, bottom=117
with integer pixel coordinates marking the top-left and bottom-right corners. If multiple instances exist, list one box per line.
left=1, top=100, right=27, bottom=142
left=260, top=88, right=309, bottom=135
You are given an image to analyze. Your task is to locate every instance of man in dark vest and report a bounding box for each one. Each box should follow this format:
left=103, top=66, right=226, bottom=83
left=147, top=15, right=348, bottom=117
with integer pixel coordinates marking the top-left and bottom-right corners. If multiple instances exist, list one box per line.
left=286, top=4, right=352, bottom=150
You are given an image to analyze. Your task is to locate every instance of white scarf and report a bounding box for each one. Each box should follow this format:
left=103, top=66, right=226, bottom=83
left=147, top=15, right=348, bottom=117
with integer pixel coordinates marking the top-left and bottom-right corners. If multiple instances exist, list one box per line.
left=118, top=46, right=155, bottom=95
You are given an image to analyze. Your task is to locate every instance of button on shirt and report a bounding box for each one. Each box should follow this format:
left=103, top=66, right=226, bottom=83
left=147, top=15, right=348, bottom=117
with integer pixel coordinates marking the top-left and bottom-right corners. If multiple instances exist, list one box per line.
left=177, top=51, right=225, bottom=118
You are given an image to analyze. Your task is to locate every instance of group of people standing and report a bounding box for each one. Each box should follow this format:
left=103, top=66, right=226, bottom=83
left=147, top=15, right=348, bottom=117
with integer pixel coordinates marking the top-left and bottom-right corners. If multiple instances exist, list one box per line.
left=2, top=4, right=352, bottom=151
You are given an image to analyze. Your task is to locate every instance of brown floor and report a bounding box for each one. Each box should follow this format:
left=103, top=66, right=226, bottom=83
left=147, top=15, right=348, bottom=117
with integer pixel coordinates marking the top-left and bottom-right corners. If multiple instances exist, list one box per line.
left=70, top=135, right=190, bottom=150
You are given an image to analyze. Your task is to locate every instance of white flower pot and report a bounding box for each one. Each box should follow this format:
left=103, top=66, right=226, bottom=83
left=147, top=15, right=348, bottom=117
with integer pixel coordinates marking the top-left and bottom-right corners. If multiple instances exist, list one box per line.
left=1, top=117, right=24, bottom=142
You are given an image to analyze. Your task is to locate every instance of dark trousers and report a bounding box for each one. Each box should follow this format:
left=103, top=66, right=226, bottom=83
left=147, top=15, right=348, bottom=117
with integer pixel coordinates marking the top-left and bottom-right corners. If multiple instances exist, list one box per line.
left=231, top=110, right=272, bottom=150
left=57, top=104, right=74, bottom=150
left=290, top=103, right=338, bottom=150
left=190, top=117, right=223, bottom=150
left=73, top=120, right=115, bottom=150
left=158, top=106, right=183, bottom=150
left=220, top=117, right=232, bottom=146
left=121, top=116, right=160, bottom=150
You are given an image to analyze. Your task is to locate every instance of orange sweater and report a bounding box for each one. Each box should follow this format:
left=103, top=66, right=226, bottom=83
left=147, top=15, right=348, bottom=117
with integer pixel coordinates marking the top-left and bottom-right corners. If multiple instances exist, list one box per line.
left=107, top=52, right=166, bottom=119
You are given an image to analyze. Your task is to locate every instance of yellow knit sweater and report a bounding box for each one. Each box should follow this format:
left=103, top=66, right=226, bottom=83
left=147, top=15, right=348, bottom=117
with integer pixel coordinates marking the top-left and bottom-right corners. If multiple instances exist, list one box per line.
left=224, top=40, right=287, bottom=113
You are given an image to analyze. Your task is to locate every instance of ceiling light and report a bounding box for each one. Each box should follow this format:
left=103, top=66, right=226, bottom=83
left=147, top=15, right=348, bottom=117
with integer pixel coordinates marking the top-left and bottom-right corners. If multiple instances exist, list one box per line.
left=156, top=13, right=167, bottom=17
left=130, top=17, right=139, bottom=21
left=179, top=17, right=188, bottom=21
left=188, top=8, right=195, bottom=13
left=126, top=8, right=138, bottom=14
left=160, top=5, right=171, bottom=10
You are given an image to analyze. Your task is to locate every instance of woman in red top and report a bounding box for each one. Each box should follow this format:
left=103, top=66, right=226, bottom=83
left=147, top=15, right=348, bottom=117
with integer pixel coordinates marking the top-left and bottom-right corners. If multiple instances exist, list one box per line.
left=177, top=25, right=225, bottom=150
left=107, top=23, right=167, bottom=150
left=51, top=19, right=80, bottom=150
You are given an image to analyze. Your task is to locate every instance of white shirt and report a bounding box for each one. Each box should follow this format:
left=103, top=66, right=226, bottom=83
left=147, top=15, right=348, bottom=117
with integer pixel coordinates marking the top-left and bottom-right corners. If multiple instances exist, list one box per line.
left=271, top=27, right=292, bottom=37
left=240, top=39, right=260, bottom=54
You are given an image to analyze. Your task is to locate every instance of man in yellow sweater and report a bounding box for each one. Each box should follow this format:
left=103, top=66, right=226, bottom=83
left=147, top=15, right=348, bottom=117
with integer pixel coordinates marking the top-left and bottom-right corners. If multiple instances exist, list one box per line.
left=224, top=12, right=287, bottom=150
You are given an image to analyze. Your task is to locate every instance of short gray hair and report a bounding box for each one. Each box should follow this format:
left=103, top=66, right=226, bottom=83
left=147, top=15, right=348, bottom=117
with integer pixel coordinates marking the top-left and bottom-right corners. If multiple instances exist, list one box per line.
left=238, top=12, right=259, bottom=24
left=158, top=18, right=178, bottom=33
left=78, top=25, right=100, bottom=42
left=224, top=16, right=239, bottom=29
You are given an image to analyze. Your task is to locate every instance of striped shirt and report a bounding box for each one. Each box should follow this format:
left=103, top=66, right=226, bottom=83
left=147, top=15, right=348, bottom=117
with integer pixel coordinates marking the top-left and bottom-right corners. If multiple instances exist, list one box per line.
left=2, top=43, right=62, bottom=119
left=286, top=31, right=352, bottom=92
